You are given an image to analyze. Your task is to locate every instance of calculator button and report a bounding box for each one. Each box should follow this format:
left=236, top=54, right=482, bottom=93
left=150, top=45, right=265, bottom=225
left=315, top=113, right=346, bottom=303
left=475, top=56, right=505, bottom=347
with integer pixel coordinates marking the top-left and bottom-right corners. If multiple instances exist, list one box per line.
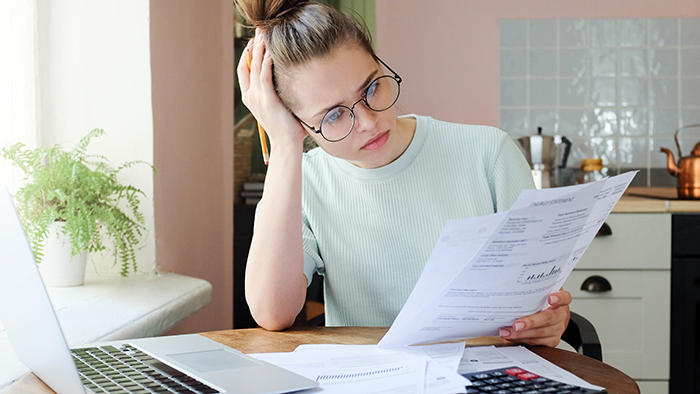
left=506, top=368, right=527, bottom=376
left=517, top=372, right=539, bottom=381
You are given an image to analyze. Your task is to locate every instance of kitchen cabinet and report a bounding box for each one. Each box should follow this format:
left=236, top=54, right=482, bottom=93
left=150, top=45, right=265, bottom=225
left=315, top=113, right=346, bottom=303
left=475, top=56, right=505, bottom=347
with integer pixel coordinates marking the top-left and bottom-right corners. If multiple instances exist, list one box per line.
left=563, top=212, right=671, bottom=394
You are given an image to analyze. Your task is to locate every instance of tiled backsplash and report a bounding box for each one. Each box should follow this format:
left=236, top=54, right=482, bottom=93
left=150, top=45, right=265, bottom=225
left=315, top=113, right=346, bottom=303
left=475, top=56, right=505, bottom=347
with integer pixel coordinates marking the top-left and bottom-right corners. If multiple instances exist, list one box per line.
left=499, top=18, right=700, bottom=187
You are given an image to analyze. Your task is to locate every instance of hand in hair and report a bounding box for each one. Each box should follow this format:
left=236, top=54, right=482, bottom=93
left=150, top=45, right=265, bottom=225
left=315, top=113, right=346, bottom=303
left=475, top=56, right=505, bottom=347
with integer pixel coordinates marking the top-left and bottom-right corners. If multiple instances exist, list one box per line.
left=237, top=28, right=307, bottom=149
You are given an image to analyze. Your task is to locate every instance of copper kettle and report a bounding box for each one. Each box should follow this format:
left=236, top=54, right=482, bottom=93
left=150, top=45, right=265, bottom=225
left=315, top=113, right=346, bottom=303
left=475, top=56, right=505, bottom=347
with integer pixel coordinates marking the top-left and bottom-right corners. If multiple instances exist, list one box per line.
left=660, top=124, right=700, bottom=199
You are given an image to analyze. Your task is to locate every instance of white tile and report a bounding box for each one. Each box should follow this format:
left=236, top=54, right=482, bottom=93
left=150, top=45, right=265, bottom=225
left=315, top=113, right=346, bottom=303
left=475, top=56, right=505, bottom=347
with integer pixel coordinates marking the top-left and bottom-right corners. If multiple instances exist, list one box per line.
left=529, top=19, right=557, bottom=47
left=649, top=48, right=678, bottom=76
left=500, top=108, right=529, bottom=135
left=650, top=108, right=680, bottom=136
left=619, top=137, right=649, bottom=167
left=500, top=79, right=528, bottom=106
left=560, top=78, right=587, bottom=106
left=560, top=19, right=587, bottom=47
left=558, top=109, right=588, bottom=137
left=681, top=48, right=700, bottom=76
left=680, top=18, right=700, bottom=46
left=529, top=108, right=558, bottom=135
left=529, top=49, right=557, bottom=76
left=591, top=78, right=616, bottom=107
left=588, top=107, right=618, bottom=136
left=620, top=19, right=647, bottom=47
left=570, top=137, right=617, bottom=167
left=500, top=49, right=527, bottom=77
left=620, top=78, right=647, bottom=107
left=500, top=19, right=527, bottom=47
left=591, top=19, right=617, bottom=47
left=681, top=107, right=700, bottom=126
left=620, top=49, right=647, bottom=77
left=620, top=108, right=649, bottom=136
left=591, top=48, right=617, bottom=77
left=650, top=78, right=679, bottom=107
left=650, top=18, right=678, bottom=47
left=529, top=78, right=557, bottom=106
left=680, top=78, right=700, bottom=106
left=560, top=49, right=588, bottom=77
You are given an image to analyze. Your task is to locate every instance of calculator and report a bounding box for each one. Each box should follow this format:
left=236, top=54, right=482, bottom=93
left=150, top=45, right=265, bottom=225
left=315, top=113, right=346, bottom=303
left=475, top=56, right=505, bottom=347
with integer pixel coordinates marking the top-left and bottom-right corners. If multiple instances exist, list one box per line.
left=461, top=366, right=607, bottom=394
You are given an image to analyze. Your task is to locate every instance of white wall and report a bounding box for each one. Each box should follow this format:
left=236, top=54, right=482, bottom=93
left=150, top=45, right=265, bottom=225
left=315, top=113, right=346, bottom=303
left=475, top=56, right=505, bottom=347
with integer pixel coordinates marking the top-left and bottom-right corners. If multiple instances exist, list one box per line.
left=36, top=0, right=155, bottom=276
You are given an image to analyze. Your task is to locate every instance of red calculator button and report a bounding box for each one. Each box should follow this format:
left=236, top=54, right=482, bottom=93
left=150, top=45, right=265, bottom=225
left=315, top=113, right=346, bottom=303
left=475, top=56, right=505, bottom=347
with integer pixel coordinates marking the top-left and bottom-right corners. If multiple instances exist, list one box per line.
left=517, top=372, right=539, bottom=381
left=505, top=368, right=526, bottom=376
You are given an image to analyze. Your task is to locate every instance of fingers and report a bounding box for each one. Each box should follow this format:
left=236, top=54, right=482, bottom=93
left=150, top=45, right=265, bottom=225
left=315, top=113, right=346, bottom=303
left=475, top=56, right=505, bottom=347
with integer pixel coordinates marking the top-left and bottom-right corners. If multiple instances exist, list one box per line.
left=237, top=39, right=253, bottom=93
left=499, top=306, right=570, bottom=347
left=259, top=49, right=276, bottom=97
left=547, top=289, right=572, bottom=308
left=250, top=28, right=266, bottom=77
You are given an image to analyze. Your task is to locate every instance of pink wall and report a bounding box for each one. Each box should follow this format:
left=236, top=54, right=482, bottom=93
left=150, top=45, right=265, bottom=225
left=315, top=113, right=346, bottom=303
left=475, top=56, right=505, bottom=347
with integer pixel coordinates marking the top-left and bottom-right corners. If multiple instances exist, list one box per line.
left=150, top=0, right=234, bottom=334
left=376, top=0, right=700, bottom=127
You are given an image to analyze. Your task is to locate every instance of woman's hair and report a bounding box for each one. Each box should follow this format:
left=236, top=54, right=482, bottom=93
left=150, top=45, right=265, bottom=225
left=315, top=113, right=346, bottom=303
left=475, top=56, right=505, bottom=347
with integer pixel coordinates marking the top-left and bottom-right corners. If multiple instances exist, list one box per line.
left=236, top=0, right=375, bottom=110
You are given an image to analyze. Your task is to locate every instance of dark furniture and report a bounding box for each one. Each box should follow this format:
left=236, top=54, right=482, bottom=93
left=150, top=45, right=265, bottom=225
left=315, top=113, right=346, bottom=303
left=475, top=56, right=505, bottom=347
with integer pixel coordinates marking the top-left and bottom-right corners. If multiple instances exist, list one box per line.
left=670, top=213, right=700, bottom=394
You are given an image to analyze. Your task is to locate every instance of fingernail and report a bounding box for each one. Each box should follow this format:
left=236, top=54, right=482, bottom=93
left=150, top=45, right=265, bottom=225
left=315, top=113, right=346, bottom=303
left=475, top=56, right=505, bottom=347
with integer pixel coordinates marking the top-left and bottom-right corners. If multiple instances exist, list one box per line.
left=499, top=329, right=510, bottom=337
left=514, top=322, right=526, bottom=331
left=549, top=295, right=559, bottom=304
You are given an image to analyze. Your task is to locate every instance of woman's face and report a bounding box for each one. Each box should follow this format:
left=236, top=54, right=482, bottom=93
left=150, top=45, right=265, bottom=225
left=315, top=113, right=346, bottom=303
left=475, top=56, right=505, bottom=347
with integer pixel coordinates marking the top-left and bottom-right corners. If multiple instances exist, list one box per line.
left=289, top=44, right=413, bottom=169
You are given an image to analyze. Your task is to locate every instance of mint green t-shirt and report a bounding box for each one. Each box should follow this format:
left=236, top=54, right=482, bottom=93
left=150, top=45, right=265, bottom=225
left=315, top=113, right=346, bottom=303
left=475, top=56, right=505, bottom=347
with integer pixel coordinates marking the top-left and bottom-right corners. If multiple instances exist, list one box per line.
left=300, top=115, right=534, bottom=326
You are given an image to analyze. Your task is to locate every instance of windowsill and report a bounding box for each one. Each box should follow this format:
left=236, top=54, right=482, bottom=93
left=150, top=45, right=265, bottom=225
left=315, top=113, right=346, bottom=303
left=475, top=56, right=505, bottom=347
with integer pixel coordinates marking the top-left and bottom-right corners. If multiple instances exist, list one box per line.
left=0, top=272, right=212, bottom=391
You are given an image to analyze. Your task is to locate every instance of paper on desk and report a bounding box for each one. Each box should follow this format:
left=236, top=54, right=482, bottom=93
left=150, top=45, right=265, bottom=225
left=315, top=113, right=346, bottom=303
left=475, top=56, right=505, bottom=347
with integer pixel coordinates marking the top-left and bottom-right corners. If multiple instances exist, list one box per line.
left=251, top=346, right=426, bottom=394
left=291, top=343, right=469, bottom=394
left=379, top=172, right=637, bottom=347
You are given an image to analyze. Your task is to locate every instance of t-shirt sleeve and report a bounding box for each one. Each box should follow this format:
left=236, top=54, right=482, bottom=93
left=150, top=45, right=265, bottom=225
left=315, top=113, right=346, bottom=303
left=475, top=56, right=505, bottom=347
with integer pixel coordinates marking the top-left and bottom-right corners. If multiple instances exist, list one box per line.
left=489, top=135, right=536, bottom=212
left=302, top=211, right=325, bottom=286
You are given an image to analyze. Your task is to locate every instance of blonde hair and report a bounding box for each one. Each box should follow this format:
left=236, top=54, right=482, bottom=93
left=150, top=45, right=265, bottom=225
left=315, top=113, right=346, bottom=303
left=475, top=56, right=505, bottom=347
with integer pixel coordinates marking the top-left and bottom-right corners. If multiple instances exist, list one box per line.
left=236, top=0, right=375, bottom=110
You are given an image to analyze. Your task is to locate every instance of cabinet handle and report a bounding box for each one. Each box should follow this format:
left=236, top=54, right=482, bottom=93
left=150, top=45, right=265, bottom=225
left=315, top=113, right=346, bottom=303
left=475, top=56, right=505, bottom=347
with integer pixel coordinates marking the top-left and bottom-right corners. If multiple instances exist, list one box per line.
left=581, top=275, right=612, bottom=293
left=595, top=222, right=612, bottom=237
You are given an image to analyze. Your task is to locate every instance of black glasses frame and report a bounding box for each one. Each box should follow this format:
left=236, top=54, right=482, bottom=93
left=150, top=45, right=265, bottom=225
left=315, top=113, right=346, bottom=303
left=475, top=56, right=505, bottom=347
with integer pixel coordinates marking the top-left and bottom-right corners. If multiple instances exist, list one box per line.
left=295, top=56, right=402, bottom=142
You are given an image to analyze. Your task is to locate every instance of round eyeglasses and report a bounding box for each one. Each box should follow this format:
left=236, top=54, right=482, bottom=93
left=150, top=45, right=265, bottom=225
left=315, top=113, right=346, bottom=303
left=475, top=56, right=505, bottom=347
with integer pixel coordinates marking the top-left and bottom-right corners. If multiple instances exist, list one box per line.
left=296, top=57, right=402, bottom=143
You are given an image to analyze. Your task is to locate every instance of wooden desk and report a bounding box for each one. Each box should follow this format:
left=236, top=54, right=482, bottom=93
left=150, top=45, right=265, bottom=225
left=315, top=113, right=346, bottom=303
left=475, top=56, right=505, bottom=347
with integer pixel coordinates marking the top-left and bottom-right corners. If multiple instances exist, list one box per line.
left=8, top=326, right=639, bottom=394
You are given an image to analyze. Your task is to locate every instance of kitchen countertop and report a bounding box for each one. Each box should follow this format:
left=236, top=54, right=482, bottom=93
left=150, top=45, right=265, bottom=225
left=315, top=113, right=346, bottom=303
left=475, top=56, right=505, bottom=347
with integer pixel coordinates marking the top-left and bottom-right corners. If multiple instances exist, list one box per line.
left=613, top=187, right=700, bottom=213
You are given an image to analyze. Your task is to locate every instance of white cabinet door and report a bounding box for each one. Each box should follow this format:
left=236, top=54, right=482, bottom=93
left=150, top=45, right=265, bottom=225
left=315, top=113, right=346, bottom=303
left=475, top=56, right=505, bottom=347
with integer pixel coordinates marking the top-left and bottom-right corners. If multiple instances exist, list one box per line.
left=564, top=270, right=670, bottom=381
left=576, top=213, right=671, bottom=270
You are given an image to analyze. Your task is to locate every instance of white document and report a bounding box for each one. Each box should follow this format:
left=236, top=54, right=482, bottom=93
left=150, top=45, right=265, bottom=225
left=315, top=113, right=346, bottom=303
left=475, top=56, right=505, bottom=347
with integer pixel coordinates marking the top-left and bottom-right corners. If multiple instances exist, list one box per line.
left=291, top=343, right=469, bottom=394
left=251, top=345, right=426, bottom=394
left=379, top=172, right=637, bottom=347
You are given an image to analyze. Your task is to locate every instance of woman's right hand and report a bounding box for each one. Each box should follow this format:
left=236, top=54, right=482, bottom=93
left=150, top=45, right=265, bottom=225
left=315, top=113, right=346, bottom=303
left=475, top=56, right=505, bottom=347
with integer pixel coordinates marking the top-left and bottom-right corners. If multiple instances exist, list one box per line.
left=237, top=28, right=307, bottom=148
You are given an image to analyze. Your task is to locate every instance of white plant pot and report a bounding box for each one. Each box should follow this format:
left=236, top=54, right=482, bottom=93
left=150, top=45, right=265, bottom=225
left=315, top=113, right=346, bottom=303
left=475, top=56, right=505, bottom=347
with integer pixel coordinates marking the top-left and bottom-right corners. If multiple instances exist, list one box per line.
left=39, top=221, right=88, bottom=287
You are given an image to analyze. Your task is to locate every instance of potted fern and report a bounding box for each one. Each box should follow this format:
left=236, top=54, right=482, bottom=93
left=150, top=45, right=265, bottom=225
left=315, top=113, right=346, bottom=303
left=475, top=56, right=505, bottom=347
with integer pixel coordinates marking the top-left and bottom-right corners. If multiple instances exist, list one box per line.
left=1, top=128, right=153, bottom=285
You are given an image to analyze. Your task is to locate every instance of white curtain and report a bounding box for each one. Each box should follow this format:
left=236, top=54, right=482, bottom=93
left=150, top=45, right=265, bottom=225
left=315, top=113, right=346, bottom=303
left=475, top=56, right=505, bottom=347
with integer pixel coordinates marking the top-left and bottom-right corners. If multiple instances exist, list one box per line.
left=0, top=0, right=38, bottom=193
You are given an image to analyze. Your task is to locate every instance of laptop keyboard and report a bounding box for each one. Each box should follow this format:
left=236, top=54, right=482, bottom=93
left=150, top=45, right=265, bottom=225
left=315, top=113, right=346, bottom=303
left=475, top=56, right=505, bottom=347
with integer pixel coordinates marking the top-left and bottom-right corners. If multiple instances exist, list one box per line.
left=71, top=344, right=220, bottom=394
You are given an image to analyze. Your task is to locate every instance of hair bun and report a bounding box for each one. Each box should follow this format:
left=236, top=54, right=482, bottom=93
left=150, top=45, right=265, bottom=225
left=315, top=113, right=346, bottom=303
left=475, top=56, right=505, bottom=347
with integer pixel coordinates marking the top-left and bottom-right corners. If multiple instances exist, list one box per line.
left=236, top=0, right=310, bottom=29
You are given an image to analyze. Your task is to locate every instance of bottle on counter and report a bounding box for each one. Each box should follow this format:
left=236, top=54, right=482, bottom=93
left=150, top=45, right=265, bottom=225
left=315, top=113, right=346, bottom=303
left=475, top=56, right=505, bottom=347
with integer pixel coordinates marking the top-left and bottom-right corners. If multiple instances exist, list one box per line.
left=577, top=158, right=605, bottom=184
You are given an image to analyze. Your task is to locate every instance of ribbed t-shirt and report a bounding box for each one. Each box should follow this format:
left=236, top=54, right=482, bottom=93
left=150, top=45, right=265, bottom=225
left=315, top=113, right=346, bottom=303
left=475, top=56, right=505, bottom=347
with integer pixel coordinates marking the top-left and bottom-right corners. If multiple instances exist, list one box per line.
left=300, top=115, right=535, bottom=326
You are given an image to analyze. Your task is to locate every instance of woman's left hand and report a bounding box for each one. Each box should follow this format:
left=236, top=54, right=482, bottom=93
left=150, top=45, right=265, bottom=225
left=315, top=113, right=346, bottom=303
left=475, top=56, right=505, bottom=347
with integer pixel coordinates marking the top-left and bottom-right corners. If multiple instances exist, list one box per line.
left=499, top=289, right=572, bottom=347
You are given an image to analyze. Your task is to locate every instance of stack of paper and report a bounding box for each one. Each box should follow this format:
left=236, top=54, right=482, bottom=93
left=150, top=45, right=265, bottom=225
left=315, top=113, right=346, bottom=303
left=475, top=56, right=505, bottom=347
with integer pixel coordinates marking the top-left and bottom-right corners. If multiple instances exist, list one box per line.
left=251, top=343, right=605, bottom=393
left=251, top=342, right=469, bottom=394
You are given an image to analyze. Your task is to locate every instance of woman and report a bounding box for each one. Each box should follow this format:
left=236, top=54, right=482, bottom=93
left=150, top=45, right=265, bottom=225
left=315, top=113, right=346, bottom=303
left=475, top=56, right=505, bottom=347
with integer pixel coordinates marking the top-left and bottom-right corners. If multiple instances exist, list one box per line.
left=236, top=0, right=571, bottom=347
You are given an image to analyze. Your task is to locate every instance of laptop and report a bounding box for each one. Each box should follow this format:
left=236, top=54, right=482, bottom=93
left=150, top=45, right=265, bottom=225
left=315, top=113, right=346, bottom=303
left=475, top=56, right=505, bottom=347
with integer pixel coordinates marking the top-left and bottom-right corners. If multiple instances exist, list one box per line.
left=0, top=182, right=318, bottom=394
